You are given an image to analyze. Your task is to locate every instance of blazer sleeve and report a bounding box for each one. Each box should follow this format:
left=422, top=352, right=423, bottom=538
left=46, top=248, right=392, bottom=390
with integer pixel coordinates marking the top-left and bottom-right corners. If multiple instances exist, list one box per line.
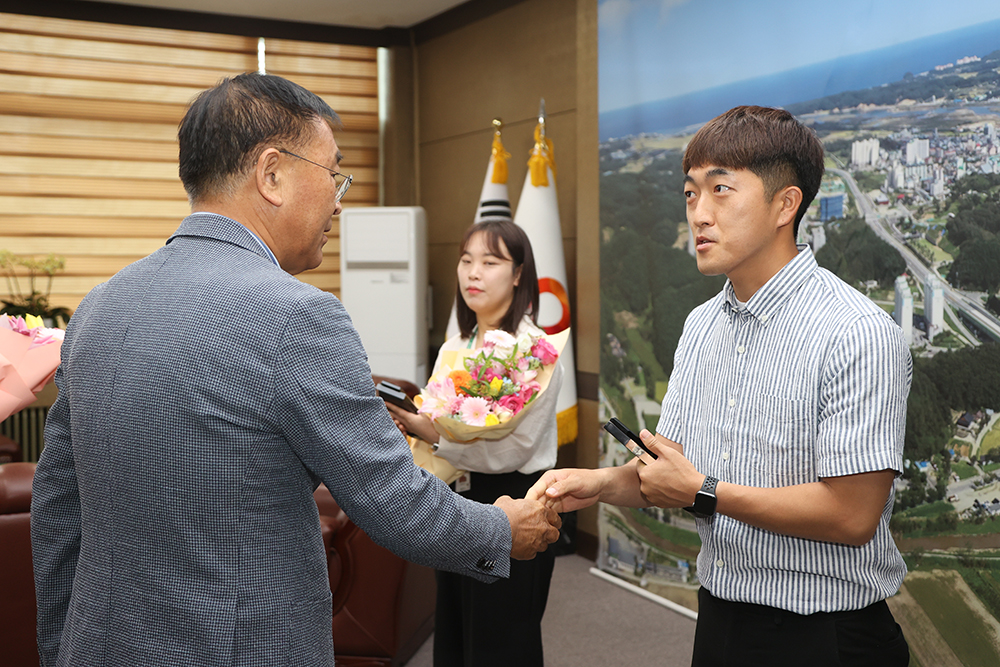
left=31, top=362, right=82, bottom=667
left=273, top=289, right=512, bottom=581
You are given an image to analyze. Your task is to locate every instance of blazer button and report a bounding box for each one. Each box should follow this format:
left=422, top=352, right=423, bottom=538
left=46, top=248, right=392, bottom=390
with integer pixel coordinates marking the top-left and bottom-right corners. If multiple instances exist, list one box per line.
left=476, top=557, right=494, bottom=571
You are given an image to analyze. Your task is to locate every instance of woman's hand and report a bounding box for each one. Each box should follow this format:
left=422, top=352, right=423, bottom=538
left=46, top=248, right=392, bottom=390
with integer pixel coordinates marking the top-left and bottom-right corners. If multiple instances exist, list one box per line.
left=385, top=403, right=440, bottom=444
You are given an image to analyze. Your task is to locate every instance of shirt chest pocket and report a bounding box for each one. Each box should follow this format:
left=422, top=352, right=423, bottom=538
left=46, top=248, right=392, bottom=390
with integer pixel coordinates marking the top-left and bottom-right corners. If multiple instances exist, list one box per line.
left=742, top=392, right=817, bottom=485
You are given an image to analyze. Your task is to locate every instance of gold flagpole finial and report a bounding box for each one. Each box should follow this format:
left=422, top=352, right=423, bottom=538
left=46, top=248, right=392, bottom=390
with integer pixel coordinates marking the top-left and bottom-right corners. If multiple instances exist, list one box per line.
left=529, top=99, right=555, bottom=187
left=493, top=118, right=503, bottom=135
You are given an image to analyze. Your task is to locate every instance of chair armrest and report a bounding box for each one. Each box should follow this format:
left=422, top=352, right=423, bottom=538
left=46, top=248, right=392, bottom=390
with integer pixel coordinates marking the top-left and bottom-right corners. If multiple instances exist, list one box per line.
left=320, top=514, right=346, bottom=595
left=0, top=462, right=36, bottom=513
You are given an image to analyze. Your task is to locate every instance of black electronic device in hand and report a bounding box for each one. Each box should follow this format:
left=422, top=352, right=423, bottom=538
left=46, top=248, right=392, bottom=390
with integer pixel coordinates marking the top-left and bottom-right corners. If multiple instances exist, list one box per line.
left=604, top=417, right=658, bottom=463
left=376, top=381, right=419, bottom=414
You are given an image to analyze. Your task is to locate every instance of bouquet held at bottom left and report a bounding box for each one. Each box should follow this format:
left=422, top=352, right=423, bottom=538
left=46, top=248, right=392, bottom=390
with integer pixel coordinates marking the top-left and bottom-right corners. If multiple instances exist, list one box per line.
left=0, top=314, right=64, bottom=421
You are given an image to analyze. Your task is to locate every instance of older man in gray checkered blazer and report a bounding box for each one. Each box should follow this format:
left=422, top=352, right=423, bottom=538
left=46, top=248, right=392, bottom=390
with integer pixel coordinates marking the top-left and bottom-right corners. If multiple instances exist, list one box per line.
left=30, top=73, right=561, bottom=667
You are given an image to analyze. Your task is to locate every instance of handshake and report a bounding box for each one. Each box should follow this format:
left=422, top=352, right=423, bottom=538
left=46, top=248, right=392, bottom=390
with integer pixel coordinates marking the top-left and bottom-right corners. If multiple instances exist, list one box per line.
left=494, top=464, right=605, bottom=560
left=493, top=494, right=562, bottom=560
left=498, top=429, right=695, bottom=559
left=495, top=468, right=609, bottom=561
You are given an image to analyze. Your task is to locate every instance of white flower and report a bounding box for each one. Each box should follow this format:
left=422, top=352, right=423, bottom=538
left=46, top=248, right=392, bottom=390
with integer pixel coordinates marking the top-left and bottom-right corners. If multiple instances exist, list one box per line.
left=483, top=329, right=516, bottom=357
left=515, top=332, right=534, bottom=357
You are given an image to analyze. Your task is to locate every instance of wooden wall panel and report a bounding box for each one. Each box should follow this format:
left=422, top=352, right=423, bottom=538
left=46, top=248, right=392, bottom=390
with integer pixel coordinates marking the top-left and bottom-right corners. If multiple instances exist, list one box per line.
left=0, top=13, right=255, bottom=50
left=0, top=32, right=258, bottom=70
left=1, top=115, right=178, bottom=140
left=1, top=217, right=180, bottom=238
left=416, top=0, right=579, bottom=348
left=0, top=11, right=379, bottom=313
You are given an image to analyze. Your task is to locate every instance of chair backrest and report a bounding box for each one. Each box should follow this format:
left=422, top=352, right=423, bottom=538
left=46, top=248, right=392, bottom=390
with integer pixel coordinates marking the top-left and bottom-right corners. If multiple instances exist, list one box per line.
left=0, top=434, right=22, bottom=464
left=313, top=482, right=436, bottom=663
left=0, top=462, right=40, bottom=667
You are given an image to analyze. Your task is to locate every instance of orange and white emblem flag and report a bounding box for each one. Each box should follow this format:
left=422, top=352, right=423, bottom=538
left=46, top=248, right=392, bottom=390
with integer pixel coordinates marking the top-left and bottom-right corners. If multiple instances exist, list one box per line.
left=512, top=104, right=578, bottom=445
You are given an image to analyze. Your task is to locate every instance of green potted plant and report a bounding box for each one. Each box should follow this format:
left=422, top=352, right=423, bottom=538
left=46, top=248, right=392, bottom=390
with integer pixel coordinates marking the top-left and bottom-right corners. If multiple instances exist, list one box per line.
left=0, top=250, right=72, bottom=327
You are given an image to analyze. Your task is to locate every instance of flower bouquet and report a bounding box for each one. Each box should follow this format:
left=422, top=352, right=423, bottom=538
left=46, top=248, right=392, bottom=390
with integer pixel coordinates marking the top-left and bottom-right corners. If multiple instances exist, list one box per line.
left=0, top=314, right=64, bottom=421
left=417, top=328, right=569, bottom=443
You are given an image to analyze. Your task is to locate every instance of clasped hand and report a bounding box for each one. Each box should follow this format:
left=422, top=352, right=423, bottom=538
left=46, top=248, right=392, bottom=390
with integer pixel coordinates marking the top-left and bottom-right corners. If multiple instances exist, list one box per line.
left=386, top=401, right=560, bottom=559
left=494, top=495, right=562, bottom=559
left=525, top=430, right=706, bottom=512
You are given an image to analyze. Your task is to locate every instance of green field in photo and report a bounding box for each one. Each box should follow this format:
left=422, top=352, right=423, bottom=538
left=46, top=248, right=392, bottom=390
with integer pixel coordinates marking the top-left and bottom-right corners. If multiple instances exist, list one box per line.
left=905, top=573, right=1000, bottom=667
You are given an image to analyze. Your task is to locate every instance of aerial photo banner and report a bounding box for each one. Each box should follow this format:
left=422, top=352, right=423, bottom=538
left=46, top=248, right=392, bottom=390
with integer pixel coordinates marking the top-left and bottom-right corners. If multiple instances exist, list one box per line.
left=597, top=1, right=1000, bottom=664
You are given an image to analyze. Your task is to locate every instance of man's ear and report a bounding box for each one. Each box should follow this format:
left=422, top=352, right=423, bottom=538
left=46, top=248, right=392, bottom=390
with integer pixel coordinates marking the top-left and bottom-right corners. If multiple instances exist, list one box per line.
left=256, top=148, right=284, bottom=206
left=774, top=185, right=803, bottom=231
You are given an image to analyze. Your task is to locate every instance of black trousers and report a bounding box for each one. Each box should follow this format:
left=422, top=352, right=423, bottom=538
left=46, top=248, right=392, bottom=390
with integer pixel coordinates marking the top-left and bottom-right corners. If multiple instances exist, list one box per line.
left=692, top=587, right=909, bottom=667
left=433, top=470, right=556, bottom=667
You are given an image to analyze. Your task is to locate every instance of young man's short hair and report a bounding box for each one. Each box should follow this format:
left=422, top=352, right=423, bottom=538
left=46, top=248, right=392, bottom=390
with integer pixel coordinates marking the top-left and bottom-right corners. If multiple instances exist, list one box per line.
left=683, top=106, right=825, bottom=237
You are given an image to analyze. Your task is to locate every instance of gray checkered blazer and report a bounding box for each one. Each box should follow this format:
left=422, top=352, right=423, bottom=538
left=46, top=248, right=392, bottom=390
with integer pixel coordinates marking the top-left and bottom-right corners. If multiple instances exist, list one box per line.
left=31, top=213, right=512, bottom=667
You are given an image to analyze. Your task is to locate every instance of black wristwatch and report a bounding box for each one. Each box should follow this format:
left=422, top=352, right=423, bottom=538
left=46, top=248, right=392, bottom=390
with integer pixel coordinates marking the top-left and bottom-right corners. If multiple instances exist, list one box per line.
left=683, top=476, right=718, bottom=519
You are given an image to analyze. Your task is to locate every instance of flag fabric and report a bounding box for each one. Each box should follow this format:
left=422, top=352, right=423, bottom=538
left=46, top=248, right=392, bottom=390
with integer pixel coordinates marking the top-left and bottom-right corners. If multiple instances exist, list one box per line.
left=512, top=119, right=578, bottom=446
left=446, top=123, right=513, bottom=339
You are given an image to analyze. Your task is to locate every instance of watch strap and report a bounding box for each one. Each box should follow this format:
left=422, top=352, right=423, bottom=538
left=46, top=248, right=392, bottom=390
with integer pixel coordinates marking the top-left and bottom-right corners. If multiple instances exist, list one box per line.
left=700, top=475, right=718, bottom=496
left=682, top=475, right=718, bottom=518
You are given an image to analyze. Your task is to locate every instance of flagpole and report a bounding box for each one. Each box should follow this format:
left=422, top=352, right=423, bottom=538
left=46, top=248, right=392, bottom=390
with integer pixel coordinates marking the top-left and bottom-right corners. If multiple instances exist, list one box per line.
left=513, top=101, right=578, bottom=445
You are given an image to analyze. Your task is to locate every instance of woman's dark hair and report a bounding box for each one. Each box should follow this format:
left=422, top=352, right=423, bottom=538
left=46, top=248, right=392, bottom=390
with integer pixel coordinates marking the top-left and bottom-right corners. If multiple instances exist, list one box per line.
left=178, top=72, right=340, bottom=203
left=456, top=219, right=539, bottom=339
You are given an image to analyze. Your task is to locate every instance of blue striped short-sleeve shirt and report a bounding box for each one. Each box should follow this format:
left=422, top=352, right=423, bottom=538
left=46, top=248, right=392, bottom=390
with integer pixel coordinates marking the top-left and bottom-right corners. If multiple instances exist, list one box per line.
left=656, top=246, right=912, bottom=614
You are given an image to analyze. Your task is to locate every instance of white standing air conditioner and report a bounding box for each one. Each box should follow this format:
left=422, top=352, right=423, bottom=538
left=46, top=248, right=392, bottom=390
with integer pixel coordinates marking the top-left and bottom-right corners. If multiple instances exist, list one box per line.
left=339, top=207, right=429, bottom=385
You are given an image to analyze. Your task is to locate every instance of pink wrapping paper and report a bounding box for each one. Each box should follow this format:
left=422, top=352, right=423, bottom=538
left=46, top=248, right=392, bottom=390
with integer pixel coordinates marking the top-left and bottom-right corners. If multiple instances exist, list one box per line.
left=0, top=325, right=63, bottom=421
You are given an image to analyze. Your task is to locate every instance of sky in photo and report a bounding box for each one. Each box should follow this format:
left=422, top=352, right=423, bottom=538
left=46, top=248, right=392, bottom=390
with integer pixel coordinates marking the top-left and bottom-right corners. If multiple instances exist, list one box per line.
left=599, top=0, right=1000, bottom=112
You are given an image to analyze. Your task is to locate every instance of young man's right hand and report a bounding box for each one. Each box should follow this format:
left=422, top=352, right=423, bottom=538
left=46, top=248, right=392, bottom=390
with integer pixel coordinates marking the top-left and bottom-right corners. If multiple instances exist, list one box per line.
left=494, top=495, right=561, bottom=560
left=526, top=468, right=606, bottom=513
left=525, top=430, right=689, bottom=512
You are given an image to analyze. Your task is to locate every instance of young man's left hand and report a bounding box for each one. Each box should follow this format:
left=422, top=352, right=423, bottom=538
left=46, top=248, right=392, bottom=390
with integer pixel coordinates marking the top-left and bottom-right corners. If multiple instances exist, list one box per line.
left=635, top=431, right=705, bottom=508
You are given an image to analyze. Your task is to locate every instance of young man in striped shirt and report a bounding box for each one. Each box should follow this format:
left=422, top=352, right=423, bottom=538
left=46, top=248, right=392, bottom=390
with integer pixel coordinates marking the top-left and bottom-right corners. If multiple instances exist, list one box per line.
left=531, top=106, right=912, bottom=666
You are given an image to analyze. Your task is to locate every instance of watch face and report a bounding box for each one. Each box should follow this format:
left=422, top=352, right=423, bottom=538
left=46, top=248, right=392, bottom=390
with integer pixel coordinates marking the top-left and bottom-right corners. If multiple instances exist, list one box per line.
left=692, top=490, right=717, bottom=518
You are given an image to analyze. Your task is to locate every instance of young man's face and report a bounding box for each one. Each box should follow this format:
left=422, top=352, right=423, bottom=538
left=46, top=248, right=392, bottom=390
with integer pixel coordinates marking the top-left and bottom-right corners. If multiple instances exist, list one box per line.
left=683, top=164, right=796, bottom=299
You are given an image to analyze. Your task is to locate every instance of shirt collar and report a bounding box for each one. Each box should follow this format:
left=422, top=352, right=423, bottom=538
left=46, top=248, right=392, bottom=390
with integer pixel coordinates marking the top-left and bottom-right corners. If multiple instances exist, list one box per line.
left=168, top=212, right=282, bottom=269
left=242, top=228, right=281, bottom=268
left=722, top=244, right=817, bottom=323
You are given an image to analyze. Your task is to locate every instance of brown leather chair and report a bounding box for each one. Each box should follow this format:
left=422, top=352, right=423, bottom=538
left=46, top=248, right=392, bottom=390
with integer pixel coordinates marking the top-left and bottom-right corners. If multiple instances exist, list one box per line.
left=311, top=375, right=435, bottom=666
left=0, top=433, right=23, bottom=464
left=315, top=483, right=436, bottom=667
left=0, top=462, right=40, bottom=667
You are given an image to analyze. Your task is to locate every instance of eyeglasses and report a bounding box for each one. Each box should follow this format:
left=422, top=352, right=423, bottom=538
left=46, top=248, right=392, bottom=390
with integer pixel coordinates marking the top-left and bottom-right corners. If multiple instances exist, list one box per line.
left=279, top=149, right=353, bottom=202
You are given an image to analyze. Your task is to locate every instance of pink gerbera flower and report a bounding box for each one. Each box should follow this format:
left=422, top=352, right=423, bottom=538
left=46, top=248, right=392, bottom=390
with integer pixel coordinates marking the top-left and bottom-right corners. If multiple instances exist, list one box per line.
left=459, top=396, right=491, bottom=426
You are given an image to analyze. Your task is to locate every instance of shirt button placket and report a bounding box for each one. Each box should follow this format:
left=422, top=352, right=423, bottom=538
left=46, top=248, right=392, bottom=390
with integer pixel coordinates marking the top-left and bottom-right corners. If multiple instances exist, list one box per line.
left=727, top=314, right=750, bottom=414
